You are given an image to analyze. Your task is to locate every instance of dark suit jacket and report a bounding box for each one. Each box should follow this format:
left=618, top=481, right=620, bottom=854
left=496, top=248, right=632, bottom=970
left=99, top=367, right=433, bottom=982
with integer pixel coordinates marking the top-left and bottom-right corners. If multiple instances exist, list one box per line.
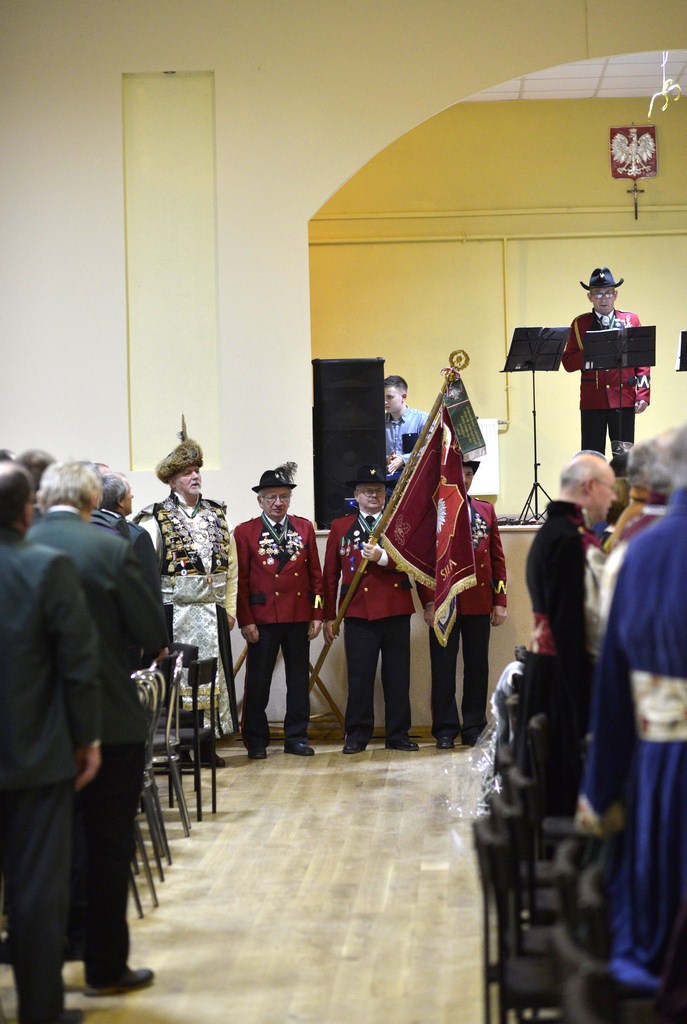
left=28, top=511, right=168, bottom=745
left=126, top=519, right=163, bottom=600
left=91, top=507, right=131, bottom=542
left=0, top=525, right=100, bottom=789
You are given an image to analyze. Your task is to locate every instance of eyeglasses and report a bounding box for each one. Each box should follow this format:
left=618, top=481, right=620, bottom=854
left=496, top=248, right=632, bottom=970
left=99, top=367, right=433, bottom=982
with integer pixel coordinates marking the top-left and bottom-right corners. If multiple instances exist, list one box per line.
left=261, top=494, right=291, bottom=504
left=590, top=290, right=616, bottom=300
left=357, top=488, right=385, bottom=497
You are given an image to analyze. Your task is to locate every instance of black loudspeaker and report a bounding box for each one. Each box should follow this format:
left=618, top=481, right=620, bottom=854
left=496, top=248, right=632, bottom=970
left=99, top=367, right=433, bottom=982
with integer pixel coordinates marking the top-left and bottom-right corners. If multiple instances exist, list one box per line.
left=312, top=358, right=386, bottom=529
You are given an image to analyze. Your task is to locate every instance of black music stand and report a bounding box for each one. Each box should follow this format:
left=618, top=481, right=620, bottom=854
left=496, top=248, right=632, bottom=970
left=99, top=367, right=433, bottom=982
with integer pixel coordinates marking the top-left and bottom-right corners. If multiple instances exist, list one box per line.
left=676, top=332, right=687, bottom=371
left=502, top=327, right=568, bottom=523
left=583, top=325, right=656, bottom=442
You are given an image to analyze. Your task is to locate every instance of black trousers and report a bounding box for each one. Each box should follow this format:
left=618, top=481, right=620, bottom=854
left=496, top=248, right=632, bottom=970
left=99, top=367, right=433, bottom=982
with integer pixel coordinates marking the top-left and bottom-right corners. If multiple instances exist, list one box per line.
left=77, top=742, right=144, bottom=986
left=429, top=613, right=491, bottom=742
left=0, top=779, right=73, bottom=1024
left=580, top=407, right=635, bottom=455
left=241, top=622, right=311, bottom=750
left=343, top=615, right=412, bottom=744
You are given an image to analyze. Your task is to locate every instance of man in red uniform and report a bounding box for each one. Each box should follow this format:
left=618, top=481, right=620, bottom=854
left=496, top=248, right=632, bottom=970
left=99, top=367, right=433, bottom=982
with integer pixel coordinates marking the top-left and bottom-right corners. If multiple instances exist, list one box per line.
left=234, top=464, right=323, bottom=759
left=323, top=464, right=418, bottom=754
left=418, top=459, right=507, bottom=748
left=562, top=267, right=650, bottom=454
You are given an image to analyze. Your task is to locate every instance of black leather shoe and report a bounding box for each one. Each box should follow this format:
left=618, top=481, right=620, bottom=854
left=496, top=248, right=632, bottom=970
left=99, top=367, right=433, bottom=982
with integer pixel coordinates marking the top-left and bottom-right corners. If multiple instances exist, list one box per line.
left=284, top=742, right=314, bottom=756
left=385, top=738, right=419, bottom=751
left=342, top=741, right=367, bottom=754
left=461, top=733, right=478, bottom=748
left=247, top=748, right=267, bottom=760
left=45, top=1012, right=84, bottom=1024
left=436, top=736, right=455, bottom=749
left=84, top=966, right=155, bottom=996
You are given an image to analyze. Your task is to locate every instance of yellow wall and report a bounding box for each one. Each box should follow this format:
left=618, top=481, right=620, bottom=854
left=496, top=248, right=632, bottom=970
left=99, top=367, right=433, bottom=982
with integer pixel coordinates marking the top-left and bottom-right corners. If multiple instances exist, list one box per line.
left=2, top=1, right=687, bottom=524
left=310, top=99, right=687, bottom=513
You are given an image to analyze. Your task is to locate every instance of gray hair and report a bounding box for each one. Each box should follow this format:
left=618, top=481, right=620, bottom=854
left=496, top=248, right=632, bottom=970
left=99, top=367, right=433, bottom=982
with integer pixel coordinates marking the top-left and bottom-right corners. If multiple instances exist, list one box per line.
left=668, top=422, right=687, bottom=490
left=647, top=431, right=676, bottom=495
left=101, top=472, right=129, bottom=513
left=626, top=439, right=655, bottom=489
left=38, top=461, right=102, bottom=514
left=559, top=451, right=608, bottom=493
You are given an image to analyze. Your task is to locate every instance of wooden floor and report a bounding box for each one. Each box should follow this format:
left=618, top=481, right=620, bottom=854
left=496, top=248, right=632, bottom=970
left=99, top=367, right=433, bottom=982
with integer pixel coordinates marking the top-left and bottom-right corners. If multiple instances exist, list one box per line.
left=2, top=738, right=486, bottom=1024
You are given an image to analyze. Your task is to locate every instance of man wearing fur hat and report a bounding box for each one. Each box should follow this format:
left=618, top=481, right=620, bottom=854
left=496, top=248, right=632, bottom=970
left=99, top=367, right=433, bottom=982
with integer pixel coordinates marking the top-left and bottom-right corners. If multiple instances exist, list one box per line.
left=135, top=429, right=238, bottom=739
left=562, top=267, right=650, bottom=454
left=234, top=463, right=323, bottom=759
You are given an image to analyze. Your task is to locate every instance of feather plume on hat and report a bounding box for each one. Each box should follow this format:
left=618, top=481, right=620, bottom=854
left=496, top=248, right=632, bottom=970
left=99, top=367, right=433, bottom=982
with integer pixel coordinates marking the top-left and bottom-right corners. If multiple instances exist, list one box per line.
left=156, top=415, right=204, bottom=484
left=252, top=461, right=298, bottom=492
left=275, top=461, right=297, bottom=484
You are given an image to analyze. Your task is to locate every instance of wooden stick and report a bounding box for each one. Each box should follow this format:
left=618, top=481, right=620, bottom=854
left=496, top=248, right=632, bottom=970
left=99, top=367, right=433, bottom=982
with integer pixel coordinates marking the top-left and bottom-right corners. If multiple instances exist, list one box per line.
left=308, top=373, right=451, bottom=692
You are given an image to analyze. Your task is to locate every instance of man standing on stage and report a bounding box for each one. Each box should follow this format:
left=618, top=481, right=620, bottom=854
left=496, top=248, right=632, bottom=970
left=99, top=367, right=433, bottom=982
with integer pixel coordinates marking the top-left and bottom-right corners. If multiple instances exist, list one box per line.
left=418, top=458, right=507, bottom=748
left=323, top=464, right=418, bottom=754
left=562, top=267, right=650, bottom=454
left=234, top=463, right=323, bottom=759
left=384, top=374, right=429, bottom=484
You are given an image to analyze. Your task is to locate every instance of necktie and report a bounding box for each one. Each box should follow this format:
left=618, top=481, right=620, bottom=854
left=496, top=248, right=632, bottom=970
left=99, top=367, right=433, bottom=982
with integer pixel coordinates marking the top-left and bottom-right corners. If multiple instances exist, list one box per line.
left=274, top=522, right=284, bottom=538
left=365, top=515, right=376, bottom=532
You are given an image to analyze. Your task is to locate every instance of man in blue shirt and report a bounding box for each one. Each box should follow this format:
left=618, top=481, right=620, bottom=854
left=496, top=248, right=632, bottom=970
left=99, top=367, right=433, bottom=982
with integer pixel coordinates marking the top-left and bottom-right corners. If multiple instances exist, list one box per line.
left=384, top=374, right=429, bottom=485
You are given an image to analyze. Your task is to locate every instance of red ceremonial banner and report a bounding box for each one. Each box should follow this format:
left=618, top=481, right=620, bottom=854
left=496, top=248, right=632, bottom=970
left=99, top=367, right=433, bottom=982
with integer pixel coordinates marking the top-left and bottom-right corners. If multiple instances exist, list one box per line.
left=383, top=402, right=476, bottom=645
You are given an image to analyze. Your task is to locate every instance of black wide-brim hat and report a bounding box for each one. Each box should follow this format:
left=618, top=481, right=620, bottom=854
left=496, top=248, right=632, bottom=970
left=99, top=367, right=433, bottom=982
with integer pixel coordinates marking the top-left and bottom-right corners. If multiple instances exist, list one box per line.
left=345, top=464, right=386, bottom=489
left=462, top=460, right=481, bottom=475
left=252, top=467, right=297, bottom=492
left=580, top=267, right=624, bottom=290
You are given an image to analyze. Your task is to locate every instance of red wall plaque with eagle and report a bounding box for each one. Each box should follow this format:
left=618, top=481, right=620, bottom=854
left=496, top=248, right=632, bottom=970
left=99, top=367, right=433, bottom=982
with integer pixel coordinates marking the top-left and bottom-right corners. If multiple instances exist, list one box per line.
left=610, top=125, right=657, bottom=179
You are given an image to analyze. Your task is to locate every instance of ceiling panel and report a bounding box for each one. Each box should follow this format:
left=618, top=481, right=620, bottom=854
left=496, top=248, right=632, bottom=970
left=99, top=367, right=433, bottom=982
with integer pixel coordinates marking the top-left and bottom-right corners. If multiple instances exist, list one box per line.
left=463, top=50, right=687, bottom=102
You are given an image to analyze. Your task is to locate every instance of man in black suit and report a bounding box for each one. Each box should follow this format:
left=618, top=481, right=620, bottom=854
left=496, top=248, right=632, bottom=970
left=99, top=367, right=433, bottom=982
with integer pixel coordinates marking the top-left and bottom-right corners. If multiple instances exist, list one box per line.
left=29, top=461, right=169, bottom=998
left=98, top=472, right=162, bottom=600
left=0, top=462, right=101, bottom=1024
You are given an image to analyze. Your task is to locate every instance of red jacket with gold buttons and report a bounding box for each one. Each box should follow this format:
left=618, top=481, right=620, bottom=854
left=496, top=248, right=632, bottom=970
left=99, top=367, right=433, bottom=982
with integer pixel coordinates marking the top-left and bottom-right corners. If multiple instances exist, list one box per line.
left=323, top=513, right=415, bottom=621
left=562, top=310, right=650, bottom=410
left=417, top=498, right=507, bottom=616
left=234, top=514, right=323, bottom=626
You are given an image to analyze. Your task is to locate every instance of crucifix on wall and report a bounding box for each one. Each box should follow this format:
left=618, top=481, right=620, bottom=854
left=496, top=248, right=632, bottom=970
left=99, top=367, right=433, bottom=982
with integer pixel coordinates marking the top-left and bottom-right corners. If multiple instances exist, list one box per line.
left=609, top=124, right=657, bottom=220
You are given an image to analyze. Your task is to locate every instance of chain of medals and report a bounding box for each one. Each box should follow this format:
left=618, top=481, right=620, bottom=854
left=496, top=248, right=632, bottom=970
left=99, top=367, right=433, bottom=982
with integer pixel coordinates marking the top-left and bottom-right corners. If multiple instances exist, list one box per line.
left=158, top=498, right=230, bottom=577
left=338, top=512, right=379, bottom=573
left=257, top=514, right=305, bottom=565
left=470, top=505, right=488, bottom=549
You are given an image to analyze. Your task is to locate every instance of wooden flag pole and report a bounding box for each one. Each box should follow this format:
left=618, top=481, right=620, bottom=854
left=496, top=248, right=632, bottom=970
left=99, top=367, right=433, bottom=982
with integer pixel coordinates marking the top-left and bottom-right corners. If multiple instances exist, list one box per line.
left=307, top=356, right=463, bottom=695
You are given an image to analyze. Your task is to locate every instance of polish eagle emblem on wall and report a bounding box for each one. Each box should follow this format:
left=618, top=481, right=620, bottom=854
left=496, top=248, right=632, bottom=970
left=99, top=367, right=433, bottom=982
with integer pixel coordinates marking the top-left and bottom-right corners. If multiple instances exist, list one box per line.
left=610, top=125, right=657, bottom=179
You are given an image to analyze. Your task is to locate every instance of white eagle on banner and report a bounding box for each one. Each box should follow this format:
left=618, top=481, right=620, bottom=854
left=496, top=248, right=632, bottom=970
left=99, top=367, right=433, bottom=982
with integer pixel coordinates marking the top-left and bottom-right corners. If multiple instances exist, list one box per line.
left=610, top=126, right=657, bottom=179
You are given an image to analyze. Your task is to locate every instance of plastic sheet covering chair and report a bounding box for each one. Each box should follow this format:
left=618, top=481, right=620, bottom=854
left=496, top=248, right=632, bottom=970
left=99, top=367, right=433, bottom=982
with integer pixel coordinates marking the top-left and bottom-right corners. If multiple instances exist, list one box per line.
left=153, top=652, right=192, bottom=837
left=133, top=667, right=169, bottom=882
